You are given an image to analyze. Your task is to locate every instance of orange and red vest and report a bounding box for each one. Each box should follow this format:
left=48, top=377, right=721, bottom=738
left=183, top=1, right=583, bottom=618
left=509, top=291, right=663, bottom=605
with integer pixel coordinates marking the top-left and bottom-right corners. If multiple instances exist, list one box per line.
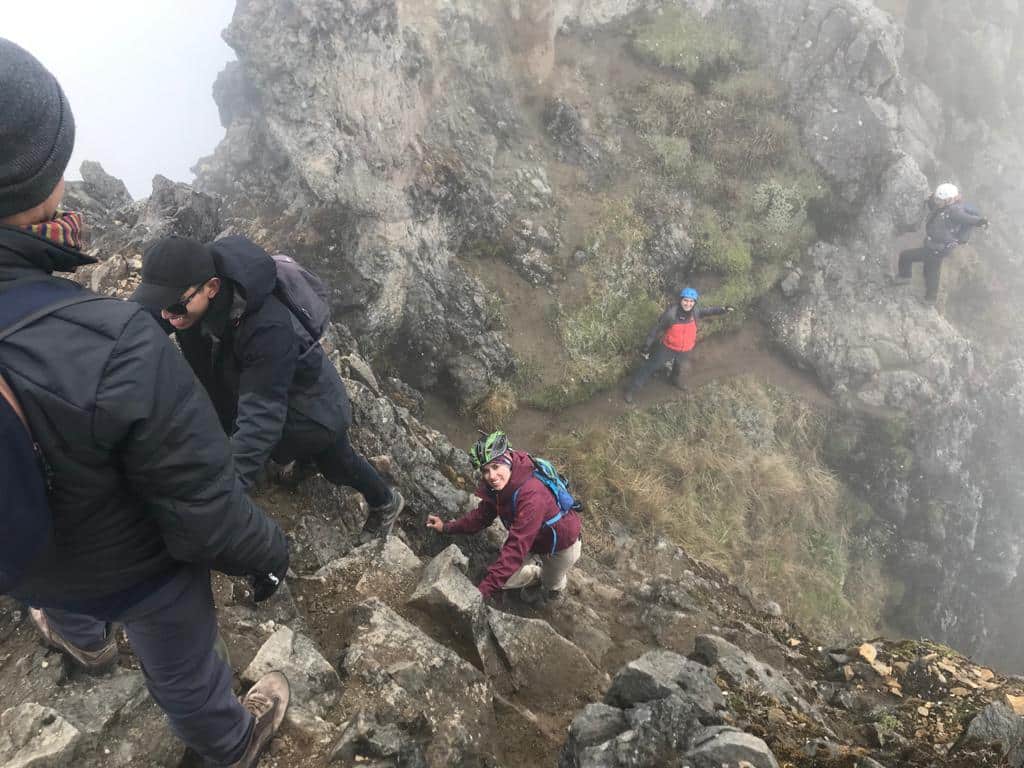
left=662, top=315, right=697, bottom=352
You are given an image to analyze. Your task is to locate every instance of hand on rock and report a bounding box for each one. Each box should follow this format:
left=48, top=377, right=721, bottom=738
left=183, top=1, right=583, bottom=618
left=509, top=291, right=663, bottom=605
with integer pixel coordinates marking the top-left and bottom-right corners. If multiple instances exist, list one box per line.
left=978, top=217, right=990, bottom=228
left=724, top=306, right=736, bottom=312
left=426, top=514, right=445, bottom=533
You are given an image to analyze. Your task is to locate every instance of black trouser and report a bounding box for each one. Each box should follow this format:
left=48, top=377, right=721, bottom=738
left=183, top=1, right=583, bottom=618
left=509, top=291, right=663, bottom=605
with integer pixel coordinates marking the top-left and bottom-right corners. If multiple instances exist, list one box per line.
left=627, top=344, right=690, bottom=395
left=898, top=246, right=948, bottom=300
left=39, top=567, right=251, bottom=765
left=273, top=420, right=391, bottom=508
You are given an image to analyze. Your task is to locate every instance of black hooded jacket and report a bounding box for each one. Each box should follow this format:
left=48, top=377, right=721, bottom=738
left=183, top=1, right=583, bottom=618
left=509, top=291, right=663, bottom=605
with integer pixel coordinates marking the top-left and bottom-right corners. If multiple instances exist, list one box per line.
left=174, top=236, right=350, bottom=489
left=0, top=225, right=287, bottom=613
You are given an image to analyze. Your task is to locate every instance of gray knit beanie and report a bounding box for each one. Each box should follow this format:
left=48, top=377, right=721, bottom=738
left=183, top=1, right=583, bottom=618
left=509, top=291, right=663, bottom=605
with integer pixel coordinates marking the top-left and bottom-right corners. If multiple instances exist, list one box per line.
left=0, top=38, right=75, bottom=218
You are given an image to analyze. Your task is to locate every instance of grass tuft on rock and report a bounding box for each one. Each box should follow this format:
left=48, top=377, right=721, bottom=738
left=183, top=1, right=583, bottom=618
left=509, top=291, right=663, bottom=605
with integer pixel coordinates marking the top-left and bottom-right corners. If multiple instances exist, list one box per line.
left=629, top=7, right=747, bottom=84
left=471, top=382, right=518, bottom=432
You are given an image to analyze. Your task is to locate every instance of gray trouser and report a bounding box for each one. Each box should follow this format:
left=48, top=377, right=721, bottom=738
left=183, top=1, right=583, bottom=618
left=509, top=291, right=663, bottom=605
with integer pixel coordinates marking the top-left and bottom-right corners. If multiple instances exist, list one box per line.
left=40, top=566, right=252, bottom=765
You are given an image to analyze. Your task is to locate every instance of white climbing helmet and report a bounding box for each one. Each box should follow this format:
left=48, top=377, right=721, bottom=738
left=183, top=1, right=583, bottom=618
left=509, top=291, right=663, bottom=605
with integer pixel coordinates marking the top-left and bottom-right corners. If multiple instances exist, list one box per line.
left=934, top=182, right=960, bottom=202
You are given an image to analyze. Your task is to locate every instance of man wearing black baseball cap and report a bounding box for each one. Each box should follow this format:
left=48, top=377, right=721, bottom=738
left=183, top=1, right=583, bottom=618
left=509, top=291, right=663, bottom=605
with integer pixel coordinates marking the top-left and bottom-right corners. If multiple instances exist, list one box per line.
left=130, top=235, right=217, bottom=323
left=0, top=38, right=290, bottom=768
left=132, top=233, right=406, bottom=543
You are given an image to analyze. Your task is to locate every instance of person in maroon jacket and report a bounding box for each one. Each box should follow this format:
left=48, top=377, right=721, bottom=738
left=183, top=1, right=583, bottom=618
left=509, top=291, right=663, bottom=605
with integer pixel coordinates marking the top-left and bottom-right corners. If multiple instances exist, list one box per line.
left=426, top=431, right=582, bottom=604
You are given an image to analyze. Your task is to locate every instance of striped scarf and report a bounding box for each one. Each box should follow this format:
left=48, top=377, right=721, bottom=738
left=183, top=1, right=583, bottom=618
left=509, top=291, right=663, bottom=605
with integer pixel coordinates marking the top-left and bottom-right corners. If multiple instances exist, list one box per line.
left=23, top=210, right=84, bottom=251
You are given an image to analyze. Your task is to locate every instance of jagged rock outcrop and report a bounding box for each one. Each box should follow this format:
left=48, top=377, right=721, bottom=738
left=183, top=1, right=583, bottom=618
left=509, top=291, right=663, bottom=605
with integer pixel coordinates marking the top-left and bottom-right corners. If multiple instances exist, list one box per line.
left=683, top=0, right=1024, bottom=669
left=51, top=0, right=1024, bottom=687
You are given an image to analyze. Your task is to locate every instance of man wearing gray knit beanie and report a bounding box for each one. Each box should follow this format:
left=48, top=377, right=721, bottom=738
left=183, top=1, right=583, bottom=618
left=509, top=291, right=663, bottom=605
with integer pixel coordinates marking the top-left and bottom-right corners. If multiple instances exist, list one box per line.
left=0, top=38, right=290, bottom=768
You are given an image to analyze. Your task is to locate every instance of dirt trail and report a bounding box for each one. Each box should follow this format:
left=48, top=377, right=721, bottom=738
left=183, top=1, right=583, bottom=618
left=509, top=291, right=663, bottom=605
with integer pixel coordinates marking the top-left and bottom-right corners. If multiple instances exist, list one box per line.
left=424, top=319, right=831, bottom=450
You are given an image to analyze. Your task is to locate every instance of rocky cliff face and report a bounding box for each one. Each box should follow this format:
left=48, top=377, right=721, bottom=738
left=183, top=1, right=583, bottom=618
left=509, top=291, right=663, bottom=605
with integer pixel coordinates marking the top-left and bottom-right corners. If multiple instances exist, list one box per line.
left=6, top=188, right=1024, bottom=764
left=27, top=0, right=1024, bottom=753
left=191, top=0, right=1024, bottom=668
left=4, top=218, right=1023, bottom=765
left=716, top=0, right=1024, bottom=668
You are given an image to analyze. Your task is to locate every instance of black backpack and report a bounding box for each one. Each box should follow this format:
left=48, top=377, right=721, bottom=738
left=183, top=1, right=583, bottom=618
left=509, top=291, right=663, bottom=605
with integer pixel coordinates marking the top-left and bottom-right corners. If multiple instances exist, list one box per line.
left=0, top=280, right=104, bottom=593
left=271, top=254, right=331, bottom=344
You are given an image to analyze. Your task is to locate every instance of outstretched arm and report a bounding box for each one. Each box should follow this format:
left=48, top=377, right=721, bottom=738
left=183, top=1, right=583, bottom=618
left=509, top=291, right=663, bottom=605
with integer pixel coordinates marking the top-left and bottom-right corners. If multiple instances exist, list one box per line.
left=695, top=306, right=734, bottom=319
left=948, top=205, right=985, bottom=228
left=443, top=495, right=498, bottom=536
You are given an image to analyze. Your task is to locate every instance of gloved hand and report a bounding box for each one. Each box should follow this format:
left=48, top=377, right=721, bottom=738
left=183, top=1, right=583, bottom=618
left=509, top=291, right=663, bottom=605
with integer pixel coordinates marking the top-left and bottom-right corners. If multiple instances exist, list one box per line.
left=978, top=217, right=990, bottom=228
left=249, top=550, right=289, bottom=603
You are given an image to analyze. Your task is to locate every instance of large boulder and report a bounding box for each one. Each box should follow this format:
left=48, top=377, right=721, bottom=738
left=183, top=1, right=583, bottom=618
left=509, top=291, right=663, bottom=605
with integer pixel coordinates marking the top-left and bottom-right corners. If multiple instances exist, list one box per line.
left=953, top=701, right=1024, bottom=767
left=342, top=599, right=496, bottom=766
left=488, top=609, right=603, bottom=714
left=242, top=626, right=341, bottom=718
left=686, top=726, right=780, bottom=768
left=0, top=704, right=81, bottom=768
left=406, top=545, right=497, bottom=672
left=604, top=650, right=725, bottom=718
left=692, top=635, right=809, bottom=713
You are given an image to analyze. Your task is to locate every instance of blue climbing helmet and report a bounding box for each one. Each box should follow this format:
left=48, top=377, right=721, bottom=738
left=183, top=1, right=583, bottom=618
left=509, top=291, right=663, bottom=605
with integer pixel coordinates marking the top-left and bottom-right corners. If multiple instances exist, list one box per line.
left=680, top=287, right=699, bottom=301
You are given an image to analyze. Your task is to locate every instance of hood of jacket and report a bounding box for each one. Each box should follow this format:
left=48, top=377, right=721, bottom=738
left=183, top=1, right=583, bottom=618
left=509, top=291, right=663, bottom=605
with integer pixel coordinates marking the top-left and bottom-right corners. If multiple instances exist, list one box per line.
left=208, top=235, right=277, bottom=316
left=0, top=225, right=96, bottom=283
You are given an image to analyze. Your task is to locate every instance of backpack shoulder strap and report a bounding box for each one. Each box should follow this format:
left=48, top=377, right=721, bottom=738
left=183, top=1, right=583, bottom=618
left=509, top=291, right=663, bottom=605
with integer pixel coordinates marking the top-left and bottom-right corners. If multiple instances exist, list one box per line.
left=0, top=281, right=108, bottom=429
left=0, top=281, right=107, bottom=343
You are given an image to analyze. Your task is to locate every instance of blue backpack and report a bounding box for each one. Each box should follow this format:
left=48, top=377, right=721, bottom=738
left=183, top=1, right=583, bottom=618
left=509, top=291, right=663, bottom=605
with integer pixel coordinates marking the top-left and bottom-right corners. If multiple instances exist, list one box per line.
left=0, top=280, right=105, bottom=593
left=511, top=456, right=582, bottom=554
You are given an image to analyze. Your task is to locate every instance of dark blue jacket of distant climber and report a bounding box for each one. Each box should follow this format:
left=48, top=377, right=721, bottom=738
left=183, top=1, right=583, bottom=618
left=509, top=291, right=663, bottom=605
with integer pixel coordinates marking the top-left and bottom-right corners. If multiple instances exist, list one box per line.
left=924, top=200, right=985, bottom=253
left=0, top=225, right=286, bottom=612
left=173, top=236, right=351, bottom=489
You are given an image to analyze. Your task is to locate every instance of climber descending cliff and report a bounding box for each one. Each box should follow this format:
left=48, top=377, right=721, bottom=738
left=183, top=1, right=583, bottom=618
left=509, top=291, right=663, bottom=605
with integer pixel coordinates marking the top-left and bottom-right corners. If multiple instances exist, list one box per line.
left=894, top=183, right=989, bottom=303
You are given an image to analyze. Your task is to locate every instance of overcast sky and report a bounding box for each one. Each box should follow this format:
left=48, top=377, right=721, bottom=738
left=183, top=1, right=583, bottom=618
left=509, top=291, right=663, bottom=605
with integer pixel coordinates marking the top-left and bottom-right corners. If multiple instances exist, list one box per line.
left=5, top=0, right=237, bottom=199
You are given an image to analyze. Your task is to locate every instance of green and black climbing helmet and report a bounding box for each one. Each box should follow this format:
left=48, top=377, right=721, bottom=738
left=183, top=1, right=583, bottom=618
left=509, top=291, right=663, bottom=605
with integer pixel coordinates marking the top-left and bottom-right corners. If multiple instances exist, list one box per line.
left=470, top=430, right=510, bottom=471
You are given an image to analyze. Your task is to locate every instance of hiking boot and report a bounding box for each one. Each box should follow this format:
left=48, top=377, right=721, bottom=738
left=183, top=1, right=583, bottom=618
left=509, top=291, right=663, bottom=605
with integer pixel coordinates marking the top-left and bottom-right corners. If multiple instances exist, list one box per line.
left=358, top=488, right=405, bottom=545
left=518, top=584, right=547, bottom=606
left=520, top=585, right=564, bottom=608
left=29, top=608, right=118, bottom=674
left=229, top=671, right=290, bottom=768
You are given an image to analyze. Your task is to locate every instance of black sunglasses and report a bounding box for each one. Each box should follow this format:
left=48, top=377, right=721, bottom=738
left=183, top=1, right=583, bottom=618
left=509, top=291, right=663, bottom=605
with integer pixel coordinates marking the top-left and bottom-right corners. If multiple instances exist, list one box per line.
left=164, top=285, right=203, bottom=317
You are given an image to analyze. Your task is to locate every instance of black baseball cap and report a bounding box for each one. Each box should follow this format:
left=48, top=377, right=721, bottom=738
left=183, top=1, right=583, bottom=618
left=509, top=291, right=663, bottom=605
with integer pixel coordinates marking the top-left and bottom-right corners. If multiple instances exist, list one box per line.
left=131, top=236, right=216, bottom=311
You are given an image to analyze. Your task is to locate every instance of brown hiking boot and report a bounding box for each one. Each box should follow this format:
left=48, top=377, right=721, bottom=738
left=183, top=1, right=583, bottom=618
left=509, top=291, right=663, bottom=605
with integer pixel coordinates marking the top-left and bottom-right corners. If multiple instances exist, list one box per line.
left=358, top=488, right=405, bottom=544
left=229, top=671, right=291, bottom=768
left=29, top=608, right=118, bottom=674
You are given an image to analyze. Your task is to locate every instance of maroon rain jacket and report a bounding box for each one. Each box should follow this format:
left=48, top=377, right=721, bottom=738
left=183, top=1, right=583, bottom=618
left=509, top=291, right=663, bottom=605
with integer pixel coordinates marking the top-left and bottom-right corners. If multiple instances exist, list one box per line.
left=444, top=450, right=582, bottom=598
